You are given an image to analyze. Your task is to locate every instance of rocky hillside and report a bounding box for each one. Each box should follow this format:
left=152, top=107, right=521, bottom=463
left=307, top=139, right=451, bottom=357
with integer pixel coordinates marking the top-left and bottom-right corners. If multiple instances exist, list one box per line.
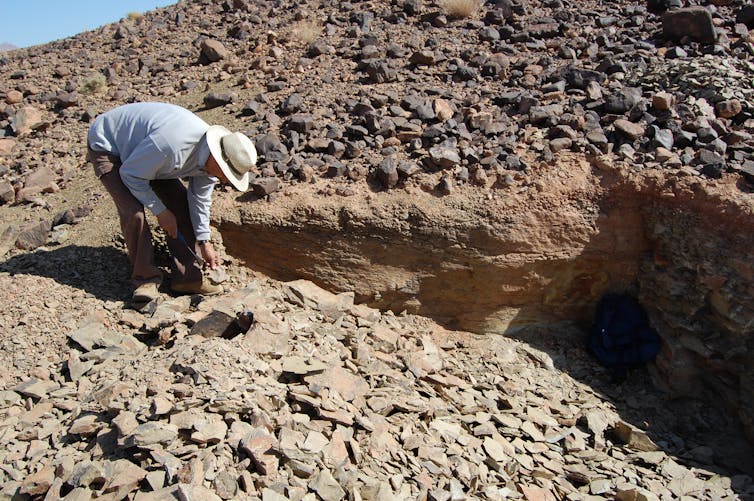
left=1, top=0, right=754, bottom=500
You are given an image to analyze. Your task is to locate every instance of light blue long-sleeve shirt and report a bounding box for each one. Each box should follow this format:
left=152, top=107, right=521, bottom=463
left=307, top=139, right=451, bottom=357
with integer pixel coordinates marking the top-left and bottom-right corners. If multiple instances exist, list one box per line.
left=87, top=102, right=217, bottom=241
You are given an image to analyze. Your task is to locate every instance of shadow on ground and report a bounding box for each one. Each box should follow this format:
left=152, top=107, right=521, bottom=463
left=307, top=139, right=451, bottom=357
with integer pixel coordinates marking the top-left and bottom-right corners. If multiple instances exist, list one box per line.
left=0, top=245, right=132, bottom=302
left=508, top=322, right=754, bottom=489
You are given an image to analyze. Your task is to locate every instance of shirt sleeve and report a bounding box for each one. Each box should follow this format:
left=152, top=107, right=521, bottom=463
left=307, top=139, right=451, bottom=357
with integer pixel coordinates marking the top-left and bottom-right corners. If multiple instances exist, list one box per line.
left=188, top=175, right=217, bottom=241
left=118, top=137, right=170, bottom=216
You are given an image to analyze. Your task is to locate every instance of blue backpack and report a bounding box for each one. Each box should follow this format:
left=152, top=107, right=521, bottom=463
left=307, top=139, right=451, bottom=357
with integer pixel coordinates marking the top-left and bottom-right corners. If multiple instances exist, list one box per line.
left=587, top=294, right=662, bottom=381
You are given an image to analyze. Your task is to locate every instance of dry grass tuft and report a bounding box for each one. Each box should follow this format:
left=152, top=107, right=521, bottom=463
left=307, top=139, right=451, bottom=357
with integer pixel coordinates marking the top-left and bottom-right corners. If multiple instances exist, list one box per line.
left=291, top=20, right=321, bottom=45
left=81, top=74, right=107, bottom=95
left=127, top=11, right=144, bottom=23
left=440, top=0, right=482, bottom=19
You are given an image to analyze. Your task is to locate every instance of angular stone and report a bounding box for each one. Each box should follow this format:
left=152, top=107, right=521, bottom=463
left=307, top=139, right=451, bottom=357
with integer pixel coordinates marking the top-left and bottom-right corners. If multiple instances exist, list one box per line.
left=191, top=419, right=228, bottom=444
left=126, top=422, right=179, bottom=447
left=0, top=181, right=15, bottom=207
left=251, top=177, right=281, bottom=197
left=433, top=98, right=454, bottom=122
left=483, top=436, right=510, bottom=462
left=428, top=144, right=461, bottom=169
left=15, top=220, right=50, bottom=250
left=112, top=411, right=139, bottom=436
left=288, top=114, right=315, bottom=133
left=280, top=93, right=303, bottom=115
left=261, top=488, right=289, bottom=501
left=243, top=324, right=290, bottom=355
left=376, top=157, right=399, bottom=189
left=213, top=470, right=239, bottom=500
left=150, top=449, right=183, bottom=481
left=177, top=484, right=223, bottom=501
left=204, top=92, right=236, bottom=108
left=174, top=456, right=204, bottom=486
left=613, top=421, right=659, bottom=452
left=11, top=106, right=46, bottom=135
left=67, top=321, right=123, bottom=352
left=68, top=461, right=106, bottom=488
left=146, top=471, right=165, bottom=491
left=62, top=487, right=94, bottom=501
left=0, top=224, right=18, bottom=256
left=308, top=39, right=335, bottom=57
left=190, top=309, right=239, bottom=338
left=0, top=138, right=17, bottom=156
left=365, top=60, right=397, bottom=83
left=13, top=378, right=59, bottom=399
left=652, top=92, right=675, bottom=111
left=613, top=119, right=645, bottom=140
left=309, top=469, right=346, bottom=501
left=5, top=89, right=23, bottom=104
left=207, top=267, right=229, bottom=285
left=284, top=279, right=354, bottom=313
left=240, top=430, right=278, bottom=475
left=519, top=484, right=558, bottom=501
left=104, top=459, right=148, bottom=493
left=69, top=414, right=104, bottom=436
left=306, top=366, right=369, bottom=402
left=715, top=99, right=742, bottom=119
left=605, top=90, right=641, bottom=114
left=662, top=7, right=717, bottom=44
left=282, top=356, right=328, bottom=375
left=20, top=465, right=54, bottom=495
left=56, top=92, right=79, bottom=108
left=201, top=39, right=229, bottom=62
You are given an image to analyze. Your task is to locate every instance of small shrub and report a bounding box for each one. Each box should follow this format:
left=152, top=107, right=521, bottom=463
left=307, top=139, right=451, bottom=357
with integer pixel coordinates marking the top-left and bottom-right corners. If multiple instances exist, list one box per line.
left=81, top=74, right=107, bottom=95
left=291, top=20, right=321, bottom=45
left=127, top=11, right=144, bottom=23
left=440, top=0, right=482, bottom=19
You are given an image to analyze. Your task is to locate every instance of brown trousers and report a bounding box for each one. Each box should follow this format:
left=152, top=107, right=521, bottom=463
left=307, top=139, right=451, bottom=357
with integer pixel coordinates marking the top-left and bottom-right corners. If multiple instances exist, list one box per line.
left=87, top=148, right=202, bottom=287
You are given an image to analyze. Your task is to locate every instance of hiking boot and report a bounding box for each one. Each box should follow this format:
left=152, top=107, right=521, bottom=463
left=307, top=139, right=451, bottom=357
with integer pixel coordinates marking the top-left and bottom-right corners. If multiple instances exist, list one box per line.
left=171, top=280, right=222, bottom=296
left=132, top=282, right=160, bottom=302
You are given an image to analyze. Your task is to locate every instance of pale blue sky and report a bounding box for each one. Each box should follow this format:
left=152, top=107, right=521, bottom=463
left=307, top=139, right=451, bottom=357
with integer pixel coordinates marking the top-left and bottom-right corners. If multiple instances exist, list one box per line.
left=0, top=1, right=177, bottom=48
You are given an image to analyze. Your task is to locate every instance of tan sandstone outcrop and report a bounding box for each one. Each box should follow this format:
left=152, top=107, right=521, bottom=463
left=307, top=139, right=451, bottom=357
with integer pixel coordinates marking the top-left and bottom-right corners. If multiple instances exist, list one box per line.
left=215, top=153, right=754, bottom=440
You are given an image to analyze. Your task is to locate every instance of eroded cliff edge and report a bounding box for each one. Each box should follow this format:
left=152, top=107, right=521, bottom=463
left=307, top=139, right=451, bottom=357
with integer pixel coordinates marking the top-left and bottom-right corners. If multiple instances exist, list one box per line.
left=214, top=154, right=754, bottom=440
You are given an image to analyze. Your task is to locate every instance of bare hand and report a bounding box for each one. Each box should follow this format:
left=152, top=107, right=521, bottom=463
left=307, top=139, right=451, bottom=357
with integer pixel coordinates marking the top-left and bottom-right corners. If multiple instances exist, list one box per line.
left=199, top=242, right=221, bottom=269
left=156, top=209, right=178, bottom=239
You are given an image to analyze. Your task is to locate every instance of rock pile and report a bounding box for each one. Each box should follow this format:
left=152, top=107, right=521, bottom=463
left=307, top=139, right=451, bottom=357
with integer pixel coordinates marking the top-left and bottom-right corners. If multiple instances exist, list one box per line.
left=0, top=0, right=753, bottom=498
left=1, top=277, right=752, bottom=500
left=1, top=0, right=753, bottom=233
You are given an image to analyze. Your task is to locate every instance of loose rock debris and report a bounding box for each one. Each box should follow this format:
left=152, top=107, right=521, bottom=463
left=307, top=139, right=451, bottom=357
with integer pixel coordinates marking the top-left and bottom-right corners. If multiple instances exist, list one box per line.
left=1, top=276, right=752, bottom=500
left=0, top=0, right=754, bottom=498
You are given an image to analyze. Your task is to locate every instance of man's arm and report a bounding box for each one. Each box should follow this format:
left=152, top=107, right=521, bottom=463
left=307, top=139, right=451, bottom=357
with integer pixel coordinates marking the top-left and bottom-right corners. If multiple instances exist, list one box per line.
left=188, top=175, right=220, bottom=268
left=187, top=175, right=216, bottom=242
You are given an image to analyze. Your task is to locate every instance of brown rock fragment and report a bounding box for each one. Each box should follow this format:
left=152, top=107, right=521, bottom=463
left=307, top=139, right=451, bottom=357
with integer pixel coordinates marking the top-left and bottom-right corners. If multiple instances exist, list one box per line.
left=613, top=119, right=645, bottom=140
left=17, top=166, right=59, bottom=201
left=613, top=421, right=659, bottom=451
left=202, top=39, right=230, bottom=62
left=652, top=92, right=675, bottom=111
left=104, top=459, right=148, bottom=494
left=0, top=138, right=16, bottom=156
left=0, top=224, right=19, bottom=256
left=662, top=7, right=717, bottom=44
left=10, top=106, right=46, bottom=136
left=20, top=465, right=54, bottom=496
left=5, top=89, right=23, bottom=104
left=715, top=99, right=742, bottom=118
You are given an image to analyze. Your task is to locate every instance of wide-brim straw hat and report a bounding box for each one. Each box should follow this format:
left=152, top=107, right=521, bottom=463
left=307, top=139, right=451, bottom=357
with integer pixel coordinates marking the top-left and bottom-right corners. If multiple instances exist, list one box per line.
left=206, top=125, right=257, bottom=192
